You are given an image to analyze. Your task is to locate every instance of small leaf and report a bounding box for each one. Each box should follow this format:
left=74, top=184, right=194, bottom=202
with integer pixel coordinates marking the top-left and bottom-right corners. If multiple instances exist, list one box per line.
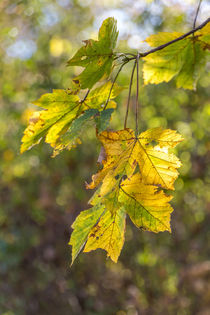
left=67, top=17, right=118, bottom=89
left=69, top=204, right=105, bottom=265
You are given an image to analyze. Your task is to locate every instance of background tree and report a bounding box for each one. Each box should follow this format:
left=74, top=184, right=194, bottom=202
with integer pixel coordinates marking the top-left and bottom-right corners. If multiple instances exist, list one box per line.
left=0, top=0, right=210, bottom=314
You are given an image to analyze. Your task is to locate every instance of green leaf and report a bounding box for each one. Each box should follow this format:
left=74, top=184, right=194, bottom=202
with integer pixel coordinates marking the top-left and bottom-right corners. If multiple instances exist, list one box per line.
left=143, top=26, right=210, bottom=89
left=67, top=17, right=118, bottom=89
left=94, top=108, right=114, bottom=134
left=69, top=204, right=105, bottom=265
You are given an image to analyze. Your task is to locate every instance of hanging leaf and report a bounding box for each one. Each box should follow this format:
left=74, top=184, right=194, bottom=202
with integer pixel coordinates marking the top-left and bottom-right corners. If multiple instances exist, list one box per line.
left=142, top=22, right=210, bottom=89
left=69, top=127, right=183, bottom=263
left=87, top=128, right=183, bottom=192
left=67, top=17, right=118, bottom=89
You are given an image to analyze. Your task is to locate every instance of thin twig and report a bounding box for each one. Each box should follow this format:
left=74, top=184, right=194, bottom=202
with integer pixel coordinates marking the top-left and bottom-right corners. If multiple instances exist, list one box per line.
left=193, top=0, right=203, bottom=28
left=126, top=17, right=210, bottom=61
left=81, top=89, right=90, bottom=103
left=135, top=54, right=140, bottom=136
left=103, top=61, right=128, bottom=110
left=124, top=60, right=136, bottom=129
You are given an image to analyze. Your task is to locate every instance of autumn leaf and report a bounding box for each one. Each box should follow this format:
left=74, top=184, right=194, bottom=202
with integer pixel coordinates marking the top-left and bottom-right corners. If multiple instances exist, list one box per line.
left=87, top=128, right=183, bottom=192
left=67, top=17, right=118, bottom=89
left=143, top=22, right=210, bottom=89
left=69, top=204, right=105, bottom=265
left=20, top=82, right=122, bottom=155
left=69, top=127, right=183, bottom=263
left=119, top=173, right=173, bottom=232
left=83, top=207, right=126, bottom=263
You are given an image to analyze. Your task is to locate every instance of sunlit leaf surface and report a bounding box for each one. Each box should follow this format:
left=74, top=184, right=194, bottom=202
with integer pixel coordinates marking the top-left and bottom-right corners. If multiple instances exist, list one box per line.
left=143, top=22, right=210, bottom=89
left=68, top=17, right=118, bottom=89
left=70, top=128, right=183, bottom=262
left=21, top=82, right=121, bottom=155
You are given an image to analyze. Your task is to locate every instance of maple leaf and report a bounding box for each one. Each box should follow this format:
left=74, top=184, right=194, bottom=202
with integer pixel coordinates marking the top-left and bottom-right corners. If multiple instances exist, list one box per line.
left=69, top=204, right=105, bottom=265
left=119, top=173, right=173, bottom=232
left=87, top=128, right=183, bottom=192
left=142, top=22, right=210, bottom=89
left=69, top=127, right=183, bottom=263
left=67, top=17, right=118, bottom=89
left=20, top=82, right=122, bottom=155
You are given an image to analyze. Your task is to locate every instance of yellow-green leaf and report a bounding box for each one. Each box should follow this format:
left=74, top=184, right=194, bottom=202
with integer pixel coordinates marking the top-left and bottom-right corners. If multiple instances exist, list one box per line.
left=87, top=128, right=183, bottom=192
left=143, top=25, right=210, bottom=89
left=119, top=173, right=173, bottom=232
left=20, top=90, right=80, bottom=153
left=70, top=127, right=183, bottom=263
left=52, top=108, right=98, bottom=157
left=21, top=82, right=121, bottom=155
left=69, top=204, right=105, bottom=265
left=83, top=207, right=126, bottom=263
left=67, top=17, right=118, bottom=89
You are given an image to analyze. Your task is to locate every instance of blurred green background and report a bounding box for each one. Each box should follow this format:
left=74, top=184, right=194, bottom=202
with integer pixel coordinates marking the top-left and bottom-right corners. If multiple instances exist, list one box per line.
left=0, top=0, right=210, bottom=314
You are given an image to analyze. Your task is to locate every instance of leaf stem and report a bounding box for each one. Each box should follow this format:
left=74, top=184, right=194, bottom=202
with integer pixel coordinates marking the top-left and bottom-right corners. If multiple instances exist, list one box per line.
left=124, top=60, right=136, bottom=129
left=193, top=0, right=203, bottom=29
left=81, top=89, right=90, bottom=103
left=103, top=61, right=128, bottom=110
left=135, top=54, right=140, bottom=136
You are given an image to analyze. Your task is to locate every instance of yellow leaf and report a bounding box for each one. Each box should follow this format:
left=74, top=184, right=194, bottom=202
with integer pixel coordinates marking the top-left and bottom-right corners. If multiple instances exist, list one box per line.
left=84, top=207, right=126, bottom=263
left=119, top=173, right=173, bottom=232
left=70, top=127, right=183, bottom=263
left=88, top=127, right=183, bottom=192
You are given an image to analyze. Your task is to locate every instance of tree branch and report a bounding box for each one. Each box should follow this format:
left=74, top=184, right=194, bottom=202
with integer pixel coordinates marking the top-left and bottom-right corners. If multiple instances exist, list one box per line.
left=127, top=17, right=210, bottom=60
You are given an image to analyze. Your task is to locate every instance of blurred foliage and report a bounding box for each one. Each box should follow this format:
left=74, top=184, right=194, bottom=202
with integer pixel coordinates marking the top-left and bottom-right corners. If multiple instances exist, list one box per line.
left=0, top=0, right=210, bottom=314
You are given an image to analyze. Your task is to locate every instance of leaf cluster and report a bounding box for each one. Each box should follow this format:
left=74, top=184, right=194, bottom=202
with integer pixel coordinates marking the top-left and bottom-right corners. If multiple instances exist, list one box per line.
left=20, top=17, right=210, bottom=264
